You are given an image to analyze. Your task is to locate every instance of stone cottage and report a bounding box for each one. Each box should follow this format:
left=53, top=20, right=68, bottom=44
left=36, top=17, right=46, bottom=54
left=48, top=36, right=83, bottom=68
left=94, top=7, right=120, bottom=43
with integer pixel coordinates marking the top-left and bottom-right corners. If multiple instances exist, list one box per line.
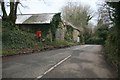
left=63, top=21, right=80, bottom=43
left=16, top=13, right=80, bottom=43
left=16, top=13, right=56, bottom=42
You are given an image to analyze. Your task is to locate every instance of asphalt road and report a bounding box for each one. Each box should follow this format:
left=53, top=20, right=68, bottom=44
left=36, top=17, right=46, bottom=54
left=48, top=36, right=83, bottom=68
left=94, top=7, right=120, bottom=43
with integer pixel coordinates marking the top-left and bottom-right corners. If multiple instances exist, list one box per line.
left=2, top=45, right=117, bottom=78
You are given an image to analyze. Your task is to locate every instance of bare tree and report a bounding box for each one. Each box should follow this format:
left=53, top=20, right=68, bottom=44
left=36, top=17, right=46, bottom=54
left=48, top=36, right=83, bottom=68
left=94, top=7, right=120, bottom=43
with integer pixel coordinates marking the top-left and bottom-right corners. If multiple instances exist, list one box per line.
left=1, top=0, right=21, bottom=24
left=61, top=2, right=94, bottom=43
left=61, top=2, right=93, bottom=29
left=97, top=1, right=114, bottom=26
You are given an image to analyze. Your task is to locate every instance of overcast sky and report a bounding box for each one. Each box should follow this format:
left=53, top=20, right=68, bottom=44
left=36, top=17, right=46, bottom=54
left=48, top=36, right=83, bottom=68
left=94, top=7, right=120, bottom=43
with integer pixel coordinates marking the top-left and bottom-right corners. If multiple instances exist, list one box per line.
left=19, top=0, right=99, bottom=14
left=0, top=0, right=101, bottom=25
left=18, top=0, right=99, bottom=25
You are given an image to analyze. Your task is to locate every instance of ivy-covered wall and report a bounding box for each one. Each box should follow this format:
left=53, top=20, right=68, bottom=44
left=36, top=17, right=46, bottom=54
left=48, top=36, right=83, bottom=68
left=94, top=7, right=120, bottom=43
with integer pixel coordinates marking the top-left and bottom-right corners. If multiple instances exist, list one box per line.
left=17, top=13, right=63, bottom=42
left=50, top=13, right=62, bottom=41
left=17, top=24, right=51, bottom=41
left=55, top=22, right=65, bottom=41
left=64, top=25, right=74, bottom=42
left=17, top=13, right=80, bottom=43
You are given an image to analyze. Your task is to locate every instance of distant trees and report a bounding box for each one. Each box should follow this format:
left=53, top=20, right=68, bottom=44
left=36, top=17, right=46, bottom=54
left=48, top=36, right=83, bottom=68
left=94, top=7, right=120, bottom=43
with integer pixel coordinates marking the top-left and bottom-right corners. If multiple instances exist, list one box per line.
left=62, top=2, right=93, bottom=29
left=88, top=1, right=116, bottom=45
left=94, top=20, right=109, bottom=44
left=95, top=1, right=120, bottom=69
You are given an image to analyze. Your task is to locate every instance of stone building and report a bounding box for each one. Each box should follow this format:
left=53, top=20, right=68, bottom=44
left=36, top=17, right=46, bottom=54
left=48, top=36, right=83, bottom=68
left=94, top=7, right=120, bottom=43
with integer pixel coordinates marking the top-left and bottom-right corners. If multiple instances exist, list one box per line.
left=63, top=21, right=80, bottom=42
left=16, top=13, right=80, bottom=43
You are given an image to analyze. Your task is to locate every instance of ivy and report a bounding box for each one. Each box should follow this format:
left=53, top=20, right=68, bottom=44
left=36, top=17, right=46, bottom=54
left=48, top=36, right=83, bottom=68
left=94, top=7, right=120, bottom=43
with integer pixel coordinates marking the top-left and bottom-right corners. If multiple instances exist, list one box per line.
left=50, top=13, right=62, bottom=41
left=65, top=26, right=74, bottom=42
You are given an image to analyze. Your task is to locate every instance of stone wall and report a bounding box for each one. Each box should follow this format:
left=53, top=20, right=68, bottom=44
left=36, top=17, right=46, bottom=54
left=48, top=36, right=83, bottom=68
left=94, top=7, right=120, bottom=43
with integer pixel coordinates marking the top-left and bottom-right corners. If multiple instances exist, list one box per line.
left=55, top=22, right=65, bottom=41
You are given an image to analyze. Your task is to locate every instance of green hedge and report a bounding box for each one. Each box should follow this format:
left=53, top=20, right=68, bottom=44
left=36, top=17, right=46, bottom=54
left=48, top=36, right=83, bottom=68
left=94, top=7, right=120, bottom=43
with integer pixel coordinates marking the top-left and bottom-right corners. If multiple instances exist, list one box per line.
left=85, top=36, right=104, bottom=44
left=105, top=31, right=119, bottom=65
left=2, top=22, right=42, bottom=50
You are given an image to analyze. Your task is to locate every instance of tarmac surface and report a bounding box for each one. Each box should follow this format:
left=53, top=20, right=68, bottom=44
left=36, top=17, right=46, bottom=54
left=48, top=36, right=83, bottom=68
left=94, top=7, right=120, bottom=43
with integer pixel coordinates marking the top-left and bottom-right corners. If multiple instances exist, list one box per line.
left=2, top=45, right=117, bottom=78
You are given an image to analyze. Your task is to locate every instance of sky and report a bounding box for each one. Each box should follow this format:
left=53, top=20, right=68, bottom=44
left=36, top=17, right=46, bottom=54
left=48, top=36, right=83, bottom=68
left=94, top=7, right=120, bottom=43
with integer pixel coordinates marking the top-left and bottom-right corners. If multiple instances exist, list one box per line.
left=19, top=0, right=99, bottom=14
left=18, top=0, right=99, bottom=25
left=0, top=0, right=100, bottom=25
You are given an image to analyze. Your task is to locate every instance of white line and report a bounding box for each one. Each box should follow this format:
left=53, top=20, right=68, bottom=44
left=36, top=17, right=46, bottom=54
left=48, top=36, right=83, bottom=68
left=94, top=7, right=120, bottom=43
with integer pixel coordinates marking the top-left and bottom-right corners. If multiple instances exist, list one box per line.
left=36, top=55, right=71, bottom=79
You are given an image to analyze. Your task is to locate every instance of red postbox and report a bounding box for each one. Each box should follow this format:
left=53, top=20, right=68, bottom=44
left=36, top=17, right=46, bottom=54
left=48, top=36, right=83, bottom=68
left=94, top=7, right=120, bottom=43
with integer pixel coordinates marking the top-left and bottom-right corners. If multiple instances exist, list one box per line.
left=36, top=31, right=41, bottom=38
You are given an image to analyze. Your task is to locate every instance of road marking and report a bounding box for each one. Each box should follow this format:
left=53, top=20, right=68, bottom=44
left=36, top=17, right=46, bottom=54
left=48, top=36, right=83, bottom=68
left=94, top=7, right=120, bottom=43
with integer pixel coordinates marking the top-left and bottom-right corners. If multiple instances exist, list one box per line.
left=36, top=55, right=71, bottom=79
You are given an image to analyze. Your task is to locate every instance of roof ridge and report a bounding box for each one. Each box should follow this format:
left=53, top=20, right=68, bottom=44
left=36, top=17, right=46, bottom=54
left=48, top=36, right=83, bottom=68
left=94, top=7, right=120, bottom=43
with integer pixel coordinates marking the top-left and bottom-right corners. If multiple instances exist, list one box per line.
left=17, top=13, right=57, bottom=15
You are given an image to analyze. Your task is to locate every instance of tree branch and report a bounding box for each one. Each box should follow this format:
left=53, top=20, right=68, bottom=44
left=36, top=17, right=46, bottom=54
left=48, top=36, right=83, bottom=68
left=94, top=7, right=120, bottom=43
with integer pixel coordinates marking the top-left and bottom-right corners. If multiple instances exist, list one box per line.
left=19, top=2, right=28, bottom=8
left=107, top=7, right=114, bottom=22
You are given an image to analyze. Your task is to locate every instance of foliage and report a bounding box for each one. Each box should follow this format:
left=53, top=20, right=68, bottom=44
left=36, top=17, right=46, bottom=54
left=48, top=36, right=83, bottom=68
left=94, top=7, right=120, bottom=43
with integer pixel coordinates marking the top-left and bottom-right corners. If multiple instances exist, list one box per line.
left=62, top=2, right=92, bottom=28
left=83, top=27, right=92, bottom=44
left=105, top=29, right=119, bottom=65
left=62, top=2, right=93, bottom=43
left=86, top=36, right=103, bottom=44
left=87, top=7, right=109, bottom=45
left=105, top=2, right=120, bottom=66
left=50, top=13, right=62, bottom=41
left=86, top=26, right=109, bottom=45
left=2, top=22, right=40, bottom=49
left=98, top=2, right=120, bottom=67
left=96, top=25, right=109, bottom=44
left=20, top=24, right=51, bottom=41
left=64, top=26, right=73, bottom=42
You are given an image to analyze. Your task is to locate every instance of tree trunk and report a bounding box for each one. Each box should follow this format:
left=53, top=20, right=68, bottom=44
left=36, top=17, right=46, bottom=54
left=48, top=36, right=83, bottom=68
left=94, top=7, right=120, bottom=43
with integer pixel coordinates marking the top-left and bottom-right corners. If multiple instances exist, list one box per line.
left=1, top=0, right=19, bottom=24
left=8, top=0, right=19, bottom=24
left=1, top=2, right=7, bottom=21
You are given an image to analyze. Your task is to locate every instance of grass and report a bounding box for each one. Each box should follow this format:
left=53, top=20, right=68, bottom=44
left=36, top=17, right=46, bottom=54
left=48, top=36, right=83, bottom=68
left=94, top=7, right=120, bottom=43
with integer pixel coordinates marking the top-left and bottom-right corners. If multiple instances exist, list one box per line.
left=2, top=41, right=78, bottom=56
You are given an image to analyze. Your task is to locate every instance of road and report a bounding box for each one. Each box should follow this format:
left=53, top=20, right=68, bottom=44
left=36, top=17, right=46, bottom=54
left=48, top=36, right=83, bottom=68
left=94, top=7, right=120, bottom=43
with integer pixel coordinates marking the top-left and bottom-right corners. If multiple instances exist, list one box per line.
left=2, top=45, right=117, bottom=78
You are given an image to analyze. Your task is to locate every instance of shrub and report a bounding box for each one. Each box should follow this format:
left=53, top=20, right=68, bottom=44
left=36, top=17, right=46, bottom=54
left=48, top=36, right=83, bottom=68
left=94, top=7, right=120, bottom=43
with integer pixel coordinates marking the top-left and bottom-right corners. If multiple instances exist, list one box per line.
left=105, top=31, right=119, bottom=65
left=85, top=36, right=104, bottom=44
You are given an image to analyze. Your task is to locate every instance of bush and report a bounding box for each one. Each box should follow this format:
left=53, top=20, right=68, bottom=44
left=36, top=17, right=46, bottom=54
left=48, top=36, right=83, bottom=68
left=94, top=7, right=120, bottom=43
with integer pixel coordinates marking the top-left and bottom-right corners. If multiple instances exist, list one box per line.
left=85, top=36, right=104, bottom=44
left=3, top=27, right=36, bottom=49
left=105, top=31, right=119, bottom=65
left=2, top=22, right=43, bottom=50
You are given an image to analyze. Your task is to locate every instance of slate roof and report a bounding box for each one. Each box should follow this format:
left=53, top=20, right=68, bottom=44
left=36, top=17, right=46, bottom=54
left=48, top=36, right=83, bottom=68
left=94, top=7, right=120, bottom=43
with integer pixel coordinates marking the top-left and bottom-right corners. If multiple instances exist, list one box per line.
left=15, top=13, right=80, bottom=32
left=16, top=13, right=56, bottom=24
left=63, top=21, right=81, bottom=32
